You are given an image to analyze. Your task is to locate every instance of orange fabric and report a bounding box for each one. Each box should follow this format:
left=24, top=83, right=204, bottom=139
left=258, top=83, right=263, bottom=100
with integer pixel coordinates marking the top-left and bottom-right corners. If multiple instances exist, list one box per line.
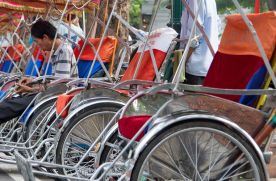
left=56, top=94, right=74, bottom=119
left=55, top=88, right=83, bottom=119
left=7, top=44, right=25, bottom=61
left=121, top=50, right=167, bottom=81
left=74, top=36, right=117, bottom=63
left=219, top=12, right=276, bottom=59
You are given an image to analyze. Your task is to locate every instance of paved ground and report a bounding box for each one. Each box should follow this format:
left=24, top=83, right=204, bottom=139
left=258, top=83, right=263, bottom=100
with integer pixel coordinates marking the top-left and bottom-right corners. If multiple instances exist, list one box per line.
left=0, top=161, right=275, bottom=181
left=269, top=156, right=276, bottom=181
left=0, top=162, right=54, bottom=181
left=0, top=152, right=276, bottom=180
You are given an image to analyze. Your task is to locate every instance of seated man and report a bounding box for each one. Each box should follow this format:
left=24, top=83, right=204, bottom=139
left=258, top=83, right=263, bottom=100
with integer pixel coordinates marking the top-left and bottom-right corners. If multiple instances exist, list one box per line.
left=0, top=20, right=78, bottom=124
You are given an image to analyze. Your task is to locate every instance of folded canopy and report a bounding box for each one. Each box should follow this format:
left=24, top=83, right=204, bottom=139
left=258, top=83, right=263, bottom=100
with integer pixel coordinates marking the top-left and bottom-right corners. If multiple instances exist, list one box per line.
left=0, top=1, right=45, bottom=14
left=0, top=0, right=100, bottom=14
left=0, top=13, right=21, bottom=35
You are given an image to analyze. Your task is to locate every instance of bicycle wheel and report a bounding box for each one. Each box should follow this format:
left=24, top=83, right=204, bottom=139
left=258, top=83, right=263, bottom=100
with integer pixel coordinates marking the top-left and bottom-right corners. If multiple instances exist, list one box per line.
left=24, top=99, right=56, bottom=150
left=131, top=121, right=266, bottom=181
left=0, top=118, right=18, bottom=139
left=99, top=131, right=126, bottom=179
left=56, top=103, right=122, bottom=179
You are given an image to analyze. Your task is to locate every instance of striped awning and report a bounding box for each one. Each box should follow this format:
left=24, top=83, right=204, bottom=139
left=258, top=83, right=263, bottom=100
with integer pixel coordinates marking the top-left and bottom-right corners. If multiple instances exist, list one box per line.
left=0, top=1, right=46, bottom=14
left=0, top=13, right=21, bottom=35
left=0, top=0, right=100, bottom=14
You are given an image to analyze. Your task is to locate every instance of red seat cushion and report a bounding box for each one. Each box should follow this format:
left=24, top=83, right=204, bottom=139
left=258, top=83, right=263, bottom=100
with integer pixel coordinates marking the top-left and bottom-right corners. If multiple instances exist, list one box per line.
left=118, top=115, right=151, bottom=141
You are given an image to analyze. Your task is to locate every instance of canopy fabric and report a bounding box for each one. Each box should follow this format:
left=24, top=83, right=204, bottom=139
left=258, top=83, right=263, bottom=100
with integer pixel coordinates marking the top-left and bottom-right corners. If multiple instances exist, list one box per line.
left=0, top=1, right=45, bottom=14
left=34, top=0, right=101, bottom=9
left=219, top=11, right=276, bottom=60
left=0, top=0, right=100, bottom=13
left=0, top=13, right=21, bottom=35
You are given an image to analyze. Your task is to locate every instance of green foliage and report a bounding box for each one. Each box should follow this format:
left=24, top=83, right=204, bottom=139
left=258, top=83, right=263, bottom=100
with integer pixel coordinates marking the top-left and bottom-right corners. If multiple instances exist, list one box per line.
left=130, top=0, right=143, bottom=28
left=216, top=0, right=254, bottom=13
left=216, top=0, right=269, bottom=13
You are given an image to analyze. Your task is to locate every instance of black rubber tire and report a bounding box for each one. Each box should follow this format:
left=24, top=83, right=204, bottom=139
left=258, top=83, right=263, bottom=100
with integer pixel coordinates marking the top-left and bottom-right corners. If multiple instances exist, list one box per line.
left=99, top=131, right=118, bottom=165
left=130, top=121, right=266, bottom=181
left=24, top=99, right=56, bottom=146
left=55, top=103, right=122, bottom=177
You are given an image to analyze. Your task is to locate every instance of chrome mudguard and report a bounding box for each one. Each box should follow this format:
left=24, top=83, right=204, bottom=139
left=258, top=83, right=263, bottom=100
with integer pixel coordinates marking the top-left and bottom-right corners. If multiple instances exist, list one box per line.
left=23, top=96, right=58, bottom=126
left=60, top=99, right=126, bottom=133
left=68, top=87, right=129, bottom=114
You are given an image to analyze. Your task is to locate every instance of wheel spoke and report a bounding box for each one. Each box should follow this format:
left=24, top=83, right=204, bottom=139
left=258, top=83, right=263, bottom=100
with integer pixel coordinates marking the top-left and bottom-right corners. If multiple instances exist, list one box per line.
left=178, top=135, right=203, bottom=181
left=78, top=125, right=95, bottom=144
left=136, top=124, right=262, bottom=181
left=149, top=156, right=188, bottom=179
left=61, top=110, right=117, bottom=178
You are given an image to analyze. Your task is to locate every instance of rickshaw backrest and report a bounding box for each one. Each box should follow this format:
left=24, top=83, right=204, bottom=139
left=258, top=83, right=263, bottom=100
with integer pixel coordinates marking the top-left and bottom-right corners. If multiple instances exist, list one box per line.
left=24, top=46, right=44, bottom=76
left=121, top=28, right=177, bottom=82
left=0, top=44, right=25, bottom=73
left=24, top=60, right=43, bottom=76
left=7, top=44, right=25, bottom=62
left=74, top=36, right=117, bottom=78
left=203, top=12, right=276, bottom=106
left=1, top=60, right=13, bottom=73
left=41, top=62, right=53, bottom=76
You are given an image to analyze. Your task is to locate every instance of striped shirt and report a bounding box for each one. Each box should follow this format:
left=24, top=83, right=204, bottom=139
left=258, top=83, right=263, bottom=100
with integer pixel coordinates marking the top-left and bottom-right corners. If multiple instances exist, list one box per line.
left=51, top=41, right=79, bottom=78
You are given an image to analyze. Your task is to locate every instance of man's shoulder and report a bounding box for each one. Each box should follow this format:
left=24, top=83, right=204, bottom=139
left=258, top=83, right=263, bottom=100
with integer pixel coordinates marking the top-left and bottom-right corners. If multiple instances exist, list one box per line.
left=60, top=41, right=74, bottom=53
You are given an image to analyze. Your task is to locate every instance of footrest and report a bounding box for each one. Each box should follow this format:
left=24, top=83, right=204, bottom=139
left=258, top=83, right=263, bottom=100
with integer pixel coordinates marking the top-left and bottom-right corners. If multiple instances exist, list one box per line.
left=14, top=150, right=35, bottom=181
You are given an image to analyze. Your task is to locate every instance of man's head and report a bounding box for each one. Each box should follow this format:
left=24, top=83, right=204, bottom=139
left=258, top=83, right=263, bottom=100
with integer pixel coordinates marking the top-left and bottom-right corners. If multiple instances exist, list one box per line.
left=31, top=20, right=57, bottom=51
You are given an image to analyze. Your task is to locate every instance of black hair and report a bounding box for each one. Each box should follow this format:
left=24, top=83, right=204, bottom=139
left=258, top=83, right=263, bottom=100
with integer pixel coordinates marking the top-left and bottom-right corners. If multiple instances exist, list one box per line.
left=31, top=20, right=57, bottom=40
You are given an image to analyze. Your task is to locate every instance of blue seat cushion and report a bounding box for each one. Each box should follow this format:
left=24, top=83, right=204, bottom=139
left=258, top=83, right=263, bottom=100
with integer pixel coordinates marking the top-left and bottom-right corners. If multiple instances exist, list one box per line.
left=239, top=66, right=267, bottom=106
left=41, top=63, right=53, bottom=76
left=77, top=60, right=108, bottom=78
left=24, top=59, right=43, bottom=76
left=1, top=60, right=14, bottom=73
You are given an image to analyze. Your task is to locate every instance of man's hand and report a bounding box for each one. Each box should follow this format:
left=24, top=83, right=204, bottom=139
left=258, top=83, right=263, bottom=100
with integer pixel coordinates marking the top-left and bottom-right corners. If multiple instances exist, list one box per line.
left=18, top=77, right=33, bottom=86
left=15, top=83, right=35, bottom=94
left=15, top=82, right=45, bottom=94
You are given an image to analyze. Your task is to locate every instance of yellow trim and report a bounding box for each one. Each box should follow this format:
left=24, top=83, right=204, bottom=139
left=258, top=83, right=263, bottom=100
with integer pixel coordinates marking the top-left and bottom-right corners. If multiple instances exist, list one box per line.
left=256, top=51, right=276, bottom=109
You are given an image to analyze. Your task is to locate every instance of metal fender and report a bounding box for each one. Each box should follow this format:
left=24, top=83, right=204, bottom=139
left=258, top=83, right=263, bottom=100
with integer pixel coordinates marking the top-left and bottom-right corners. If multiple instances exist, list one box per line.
left=60, top=99, right=125, bottom=133
left=23, top=96, right=58, bottom=126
